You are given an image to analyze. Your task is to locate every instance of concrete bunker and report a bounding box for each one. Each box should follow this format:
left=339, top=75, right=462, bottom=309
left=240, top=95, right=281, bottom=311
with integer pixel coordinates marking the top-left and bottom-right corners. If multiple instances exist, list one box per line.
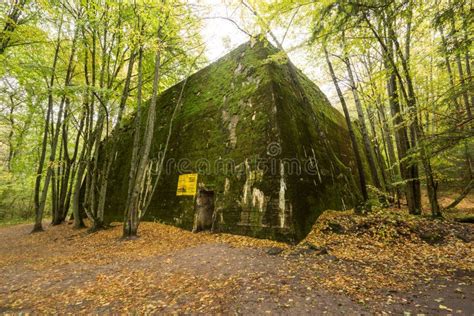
left=97, top=39, right=371, bottom=242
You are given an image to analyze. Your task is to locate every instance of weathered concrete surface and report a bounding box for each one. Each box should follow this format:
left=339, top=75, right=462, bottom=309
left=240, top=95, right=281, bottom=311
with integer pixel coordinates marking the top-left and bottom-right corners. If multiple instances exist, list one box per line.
left=100, top=40, right=370, bottom=242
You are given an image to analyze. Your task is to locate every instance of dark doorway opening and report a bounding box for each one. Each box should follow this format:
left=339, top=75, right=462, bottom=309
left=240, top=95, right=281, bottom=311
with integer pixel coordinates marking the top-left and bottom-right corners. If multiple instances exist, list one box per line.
left=193, top=189, right=215, bottom=232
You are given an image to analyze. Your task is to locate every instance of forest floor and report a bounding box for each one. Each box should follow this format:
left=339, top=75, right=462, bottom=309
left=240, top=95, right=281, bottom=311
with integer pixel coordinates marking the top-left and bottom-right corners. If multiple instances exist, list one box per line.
left=0, top=194, right=473, bottom=314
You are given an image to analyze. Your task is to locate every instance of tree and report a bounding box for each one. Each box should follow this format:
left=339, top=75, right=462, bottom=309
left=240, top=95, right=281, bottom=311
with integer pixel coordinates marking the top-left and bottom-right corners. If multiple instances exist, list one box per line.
left=32, top=14, right=63, bottom=232
left=0, top=0, right=30, bottom=54
left=324, top=47, right=369, bottom=203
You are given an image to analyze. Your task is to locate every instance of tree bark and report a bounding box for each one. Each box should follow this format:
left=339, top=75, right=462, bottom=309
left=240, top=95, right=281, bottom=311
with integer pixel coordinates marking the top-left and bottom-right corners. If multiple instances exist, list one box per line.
left=389, top=22, right=440, bottom=216
left=444, top=180, right=473, bottom=210
left=364, top=14, right=423, bottom=214
left=0, top=0, right=28, bottom=54
left=366, top=106, right=389, bottom=192
left=123, top=39, right=161, bottom=238
left=451, top=18, right=473, bottom=121
left=6, top=96, right=17, bottom=172
left=440, top=28, right=461, bottom=110
left=32, top=19, right=62, bottom=233
left=72, top=102, right=89, bottom=229
left=43, top=25, right=80, bottom=227
left=324, top=47, right=369, bottom=202
left=383, top=41, right=419, bottom=214
left=123, top=47, right=145, bottom=238
left=345, top=57, right=382, bottom=190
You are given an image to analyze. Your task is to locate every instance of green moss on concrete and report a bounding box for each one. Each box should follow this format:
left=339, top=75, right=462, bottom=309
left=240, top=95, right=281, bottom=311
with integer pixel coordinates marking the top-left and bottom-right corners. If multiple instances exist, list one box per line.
left=97, top=40, right=371, bottom=242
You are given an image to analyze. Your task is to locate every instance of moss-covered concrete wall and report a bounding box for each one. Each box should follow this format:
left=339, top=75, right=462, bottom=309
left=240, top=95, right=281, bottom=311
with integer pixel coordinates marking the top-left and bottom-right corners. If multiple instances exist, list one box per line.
left=100, top=40, right=369, bottom=242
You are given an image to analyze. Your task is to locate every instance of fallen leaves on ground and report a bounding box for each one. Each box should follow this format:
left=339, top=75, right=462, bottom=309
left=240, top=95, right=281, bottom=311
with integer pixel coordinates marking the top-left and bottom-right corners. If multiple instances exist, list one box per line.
left=298, top=208, right=473, bottom=301
left=0, top=207, right=472, bottom=313
left=0, top=221, right=289, bottom=313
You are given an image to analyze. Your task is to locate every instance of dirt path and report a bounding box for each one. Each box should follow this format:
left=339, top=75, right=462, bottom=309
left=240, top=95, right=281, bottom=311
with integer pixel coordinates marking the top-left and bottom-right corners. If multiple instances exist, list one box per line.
left=0, top=220, right=472, bottom=314
left=141, top=243, right=367, bottom=314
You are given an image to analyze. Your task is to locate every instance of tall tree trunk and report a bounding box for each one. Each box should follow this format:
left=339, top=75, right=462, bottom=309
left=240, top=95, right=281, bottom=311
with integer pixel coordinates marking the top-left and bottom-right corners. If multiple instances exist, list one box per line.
left=383, top=44, right=418, bottom=214
left=58, top=104, right=71, bottom=223
left=52, top=103, right=69, bottom=225
left=389, top=30, right=423, bottom=214
left=440, top=28, right=461, bottom=111
left=51, top=135, right=62, bottom=224
left=390, top=25, right=440, bottom=216
left=32, top=20, right=62, bottom=233
left=440, top=27, right=473, bottom=181
left=455, top=51, right=472, bottom=120
left=324, top=47, right=369, bottom=203
left=377, top=101, right=399, bottom=182
left=84, top=110, right=105, bottom=229
left=451, top=18, right=473, bottom=121
left=462, top=46, right=474, bottom=180
left=89, top=16, right=110, bottom=229
left=124, top=39, right=161, bottom=238
left=464, top=47, right=474, bottom=114
left=123, top=46, right=144, bottom=238
left=6, top=99, right=16, bottom=172
left=368, top=60, right=399, bottom=189
left=72, top=160, right=86, bottom=229
left=82, top=26, right=99, bottom=227
left=361, top=53, right=394, bottom=193
left=365, top=15, right=424, bottom=214
left=72, top=102, right=89, bottom=229
left=366, top=106, right=389, bottom=193
left=62, top=105, right=86, bottom=222
left=37, top=95, right=67, bottom=231
left=115, top=51, right=135, bottom=128
left=141, top=50, right=202, bottom=217
left=345, top=57, right=382, bottom=190
left=95, top=49, right=136, bottom=227
left=83, top=24, right=109, bottom=230
left=37, top=24, right=79, bottom=229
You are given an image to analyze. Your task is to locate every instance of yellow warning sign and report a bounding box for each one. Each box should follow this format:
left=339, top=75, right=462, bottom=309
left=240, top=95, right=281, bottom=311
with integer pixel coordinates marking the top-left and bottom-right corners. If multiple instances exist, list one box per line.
left=176, top=173, right=198, bottom=196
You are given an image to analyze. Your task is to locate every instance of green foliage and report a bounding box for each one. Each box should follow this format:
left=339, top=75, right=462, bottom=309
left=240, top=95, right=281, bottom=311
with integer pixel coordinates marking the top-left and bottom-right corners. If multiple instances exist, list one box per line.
left=0, top=170, right=35, bottom=222
left=0, top=0, right=206, bottom=225
left=0, top=0, right=472, bottom=226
